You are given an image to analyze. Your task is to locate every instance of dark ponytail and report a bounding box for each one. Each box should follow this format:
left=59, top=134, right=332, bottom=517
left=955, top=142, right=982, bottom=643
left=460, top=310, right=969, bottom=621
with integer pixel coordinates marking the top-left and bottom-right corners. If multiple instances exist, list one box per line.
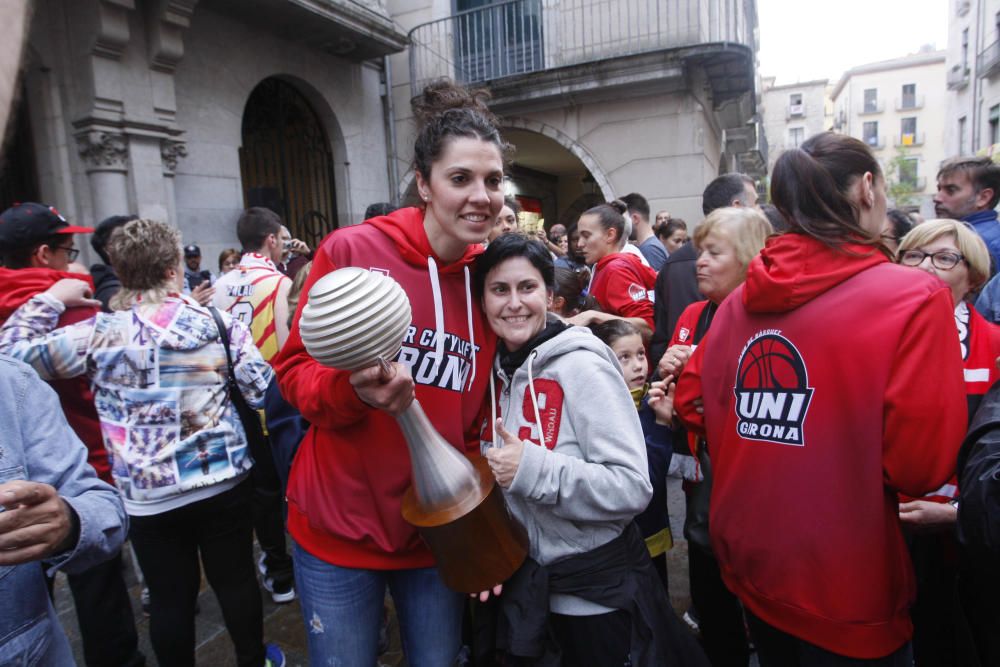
left=770, top=132, right=883, bottom=250
left=581, top=199, right=628, bottom=245
left=411, top=79, right=512, bottom=180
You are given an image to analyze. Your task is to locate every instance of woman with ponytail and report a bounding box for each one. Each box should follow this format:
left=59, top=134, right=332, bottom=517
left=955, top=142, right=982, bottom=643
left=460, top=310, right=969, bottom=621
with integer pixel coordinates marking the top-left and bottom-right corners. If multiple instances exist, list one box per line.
left=673, top=132, right=967, bottom=665
left=273, top=80, right=507, bottom=665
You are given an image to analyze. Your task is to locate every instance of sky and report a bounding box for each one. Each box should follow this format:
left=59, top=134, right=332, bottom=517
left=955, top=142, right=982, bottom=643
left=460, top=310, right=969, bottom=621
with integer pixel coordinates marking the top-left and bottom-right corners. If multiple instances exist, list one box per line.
left=758, top=0, right=949, bottom=86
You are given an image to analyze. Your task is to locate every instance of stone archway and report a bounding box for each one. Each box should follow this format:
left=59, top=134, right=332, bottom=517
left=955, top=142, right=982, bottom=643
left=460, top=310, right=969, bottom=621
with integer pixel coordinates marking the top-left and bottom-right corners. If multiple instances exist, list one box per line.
left=239, top=77, right=339, bottom=248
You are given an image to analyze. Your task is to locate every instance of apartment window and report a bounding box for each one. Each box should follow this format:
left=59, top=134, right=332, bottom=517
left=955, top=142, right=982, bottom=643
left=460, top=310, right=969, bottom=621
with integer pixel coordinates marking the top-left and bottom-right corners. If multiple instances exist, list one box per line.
left=901, top=84, right=917, bottom=109
left=990, top=105, right=1000, bottom=145
left=789, top=93, right=802, bottom=106
left=899, top=158, right=919, bottom=189
left=789, top=127, right=805, bottom=148
left=963, top=28, right=970, bottom=70
left=901, top=117, right=918, bottom=145
left=863, top=121, right=879, bottom=147
left=959, top=116, right=968, bottom=154
left=863, top=88, right=878, bottom=113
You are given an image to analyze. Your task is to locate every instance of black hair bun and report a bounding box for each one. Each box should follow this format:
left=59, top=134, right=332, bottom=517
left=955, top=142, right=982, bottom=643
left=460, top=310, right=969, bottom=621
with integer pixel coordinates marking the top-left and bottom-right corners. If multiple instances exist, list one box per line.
left=411, top=79, right=498, bottom=129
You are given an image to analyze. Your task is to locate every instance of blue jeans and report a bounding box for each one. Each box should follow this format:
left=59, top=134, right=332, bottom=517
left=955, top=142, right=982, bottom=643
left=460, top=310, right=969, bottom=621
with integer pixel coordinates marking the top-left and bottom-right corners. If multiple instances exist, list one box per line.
left=293, top=542, right=464, bottom=667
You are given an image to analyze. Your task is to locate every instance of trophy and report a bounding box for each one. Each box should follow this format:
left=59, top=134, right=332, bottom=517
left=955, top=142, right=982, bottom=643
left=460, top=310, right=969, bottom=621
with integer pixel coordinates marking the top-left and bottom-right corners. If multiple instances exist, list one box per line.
left=299, top=267, right=527, bottom=593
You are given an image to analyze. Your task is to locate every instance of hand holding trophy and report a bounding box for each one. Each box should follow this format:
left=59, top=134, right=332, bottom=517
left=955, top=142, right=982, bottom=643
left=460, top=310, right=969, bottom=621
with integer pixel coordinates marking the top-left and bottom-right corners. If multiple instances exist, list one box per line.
left=299, top=267, right=527, bottom=593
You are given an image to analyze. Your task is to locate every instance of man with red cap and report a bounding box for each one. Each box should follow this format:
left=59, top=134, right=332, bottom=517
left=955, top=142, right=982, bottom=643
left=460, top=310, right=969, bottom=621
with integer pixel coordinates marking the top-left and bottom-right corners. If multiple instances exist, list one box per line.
left=0, top=202, right=144, bottom=667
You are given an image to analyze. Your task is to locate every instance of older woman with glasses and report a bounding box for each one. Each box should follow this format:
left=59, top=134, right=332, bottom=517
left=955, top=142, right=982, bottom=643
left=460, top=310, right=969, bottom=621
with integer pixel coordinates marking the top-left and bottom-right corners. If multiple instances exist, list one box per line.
left=895, top=218, right=1000, bottom=666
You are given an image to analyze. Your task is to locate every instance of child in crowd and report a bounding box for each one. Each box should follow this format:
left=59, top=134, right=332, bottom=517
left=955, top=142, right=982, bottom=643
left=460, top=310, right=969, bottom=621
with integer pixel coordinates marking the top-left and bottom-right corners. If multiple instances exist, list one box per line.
left=591, top=319, right=676, bottom=591
left=551, top=266, right=598, bottom=318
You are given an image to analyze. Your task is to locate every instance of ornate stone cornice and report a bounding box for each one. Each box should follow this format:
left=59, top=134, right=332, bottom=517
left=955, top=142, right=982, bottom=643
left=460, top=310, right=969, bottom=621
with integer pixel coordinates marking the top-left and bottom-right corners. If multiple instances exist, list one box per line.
left=93, top=0, right=136, bottom=61
left=160, top=138, right=187, bottom=173
left=147, top=0, right=200, bottom=73
left=76, top=131, right=129, bottom=171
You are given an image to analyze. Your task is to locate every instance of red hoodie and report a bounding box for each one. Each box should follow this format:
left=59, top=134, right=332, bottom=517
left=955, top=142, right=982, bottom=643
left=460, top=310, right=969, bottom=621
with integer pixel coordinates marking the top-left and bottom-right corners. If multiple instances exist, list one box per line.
left=273, top=207, right=496, bottom=569
left=674, top=234, right=966, bottom=659
left=589, top=252, right=657, bottom=330
left=0, top=267, right=109, bottom=482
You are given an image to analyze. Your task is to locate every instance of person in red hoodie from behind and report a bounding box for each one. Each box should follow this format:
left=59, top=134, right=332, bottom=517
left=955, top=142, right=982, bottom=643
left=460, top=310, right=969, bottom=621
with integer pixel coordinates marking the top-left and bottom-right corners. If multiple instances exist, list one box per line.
left=674, top=133, right=967, bottom=665
left=271, top=81, right=502, bottom=667
left=571, top=199, right=658, bottom=340
left=0, top=202, right=144, bottom=667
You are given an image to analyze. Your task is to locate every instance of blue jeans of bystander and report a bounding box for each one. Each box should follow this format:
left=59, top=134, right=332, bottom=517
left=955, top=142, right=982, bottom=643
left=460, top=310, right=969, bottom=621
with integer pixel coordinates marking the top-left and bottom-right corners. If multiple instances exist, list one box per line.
left=293, top=542, right=464, bottom=667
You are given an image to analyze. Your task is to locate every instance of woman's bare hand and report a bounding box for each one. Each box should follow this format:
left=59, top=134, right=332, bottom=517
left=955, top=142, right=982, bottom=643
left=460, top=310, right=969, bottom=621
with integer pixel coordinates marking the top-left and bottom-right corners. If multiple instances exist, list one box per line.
left=349, top=362, right=415, bottom=415
left=486, top=419, right=525, bottom=488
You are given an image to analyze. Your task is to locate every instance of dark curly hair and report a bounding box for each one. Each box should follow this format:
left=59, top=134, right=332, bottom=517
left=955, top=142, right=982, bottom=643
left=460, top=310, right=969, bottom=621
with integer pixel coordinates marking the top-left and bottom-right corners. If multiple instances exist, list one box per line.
left=411, top=79, right=513, bottom=181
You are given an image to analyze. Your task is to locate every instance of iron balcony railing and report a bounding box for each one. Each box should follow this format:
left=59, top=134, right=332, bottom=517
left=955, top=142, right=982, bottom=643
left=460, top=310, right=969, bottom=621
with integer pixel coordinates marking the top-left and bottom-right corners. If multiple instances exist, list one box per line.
left=409, top=0, right=755, bottom=96
left=947, top=64, right=970, bottom=89
left=978, top=39, right=1000, bottom=78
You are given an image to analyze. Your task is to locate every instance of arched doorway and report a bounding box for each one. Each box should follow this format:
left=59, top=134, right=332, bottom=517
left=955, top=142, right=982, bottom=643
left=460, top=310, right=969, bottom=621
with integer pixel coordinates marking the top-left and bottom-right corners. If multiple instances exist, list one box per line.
left=239, top=78, right=338, bottom=248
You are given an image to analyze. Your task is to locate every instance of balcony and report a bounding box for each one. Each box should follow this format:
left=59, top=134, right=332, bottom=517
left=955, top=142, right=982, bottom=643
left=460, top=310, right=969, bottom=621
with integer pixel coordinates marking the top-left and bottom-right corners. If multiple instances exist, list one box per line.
left=204, top=0, right=407, bottom=60
left=786, top=103, right=805, bottom=119
left=728, top=120, right=768, bottom=178
left=948, top=64, right=971, bottom=89
left=409, top=0, right=756, bottom=108
left=893, top=132, right=925, bottom=147
left=859, top=100, right=884, bottom=115
left=979, top=39, right=1000, bottom=78
left=895, top=95, right=924, bottom=111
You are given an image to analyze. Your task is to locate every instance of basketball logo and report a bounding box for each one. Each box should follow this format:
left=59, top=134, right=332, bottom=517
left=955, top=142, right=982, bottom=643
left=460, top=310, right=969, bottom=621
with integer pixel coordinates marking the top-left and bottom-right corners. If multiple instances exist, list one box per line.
left=733, top=331, right=813, bottom=446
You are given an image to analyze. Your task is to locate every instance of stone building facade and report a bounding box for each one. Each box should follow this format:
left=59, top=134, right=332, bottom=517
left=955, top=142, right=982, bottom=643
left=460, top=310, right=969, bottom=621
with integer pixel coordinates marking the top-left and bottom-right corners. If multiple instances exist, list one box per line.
left=5, top=0, right=406, bottom=266
left=1, top=0, right=763, bottom=261
left=759, top=77, right=831, bottom=174
left=393, top=0, right=764, bottom=227
left=831, top=50, right=946, bottom=213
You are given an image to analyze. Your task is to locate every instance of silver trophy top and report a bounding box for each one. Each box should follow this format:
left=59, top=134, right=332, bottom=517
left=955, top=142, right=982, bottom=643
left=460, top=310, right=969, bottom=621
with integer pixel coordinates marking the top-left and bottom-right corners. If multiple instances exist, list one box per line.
left=299, top=267, right=413, bottom=371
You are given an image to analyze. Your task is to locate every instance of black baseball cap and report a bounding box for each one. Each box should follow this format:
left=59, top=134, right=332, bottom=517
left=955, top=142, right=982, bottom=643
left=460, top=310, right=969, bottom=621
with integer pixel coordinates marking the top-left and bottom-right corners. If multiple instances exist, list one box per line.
left=0, top=202, right=94, bottom=247
left=184, top=244, right=201, bottom=257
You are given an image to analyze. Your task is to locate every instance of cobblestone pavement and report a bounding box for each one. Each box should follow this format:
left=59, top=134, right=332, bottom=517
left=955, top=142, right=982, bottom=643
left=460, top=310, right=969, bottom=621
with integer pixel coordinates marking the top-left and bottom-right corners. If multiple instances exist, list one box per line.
left=56, top=479, right=695, bottom=666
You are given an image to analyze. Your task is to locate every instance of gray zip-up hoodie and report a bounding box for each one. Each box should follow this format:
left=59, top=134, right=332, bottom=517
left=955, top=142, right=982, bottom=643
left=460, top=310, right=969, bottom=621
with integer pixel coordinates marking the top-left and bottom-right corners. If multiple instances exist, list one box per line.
left=486, top=325, right=653, bottom=614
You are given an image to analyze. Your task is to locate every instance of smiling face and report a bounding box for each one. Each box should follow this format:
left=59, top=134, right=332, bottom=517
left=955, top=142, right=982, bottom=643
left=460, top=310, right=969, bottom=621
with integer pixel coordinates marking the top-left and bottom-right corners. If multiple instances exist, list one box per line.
left=416, top=136, right=504, bottom=262
left=483, top=256, right=549, bottom=352
left=610, top=333, right=648, bottom=389
left=488, top=205, right=518, bottom=242
left=695, top=229, right=746, bottom=304
left=576, top=213, right=617, bottom=265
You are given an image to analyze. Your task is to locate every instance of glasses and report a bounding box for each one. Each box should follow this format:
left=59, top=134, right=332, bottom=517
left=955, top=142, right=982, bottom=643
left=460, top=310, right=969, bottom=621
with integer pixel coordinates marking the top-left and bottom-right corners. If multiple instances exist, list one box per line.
left=899, top=249, right=965, bottom=270
left=54, top=245, right=79, bottom=262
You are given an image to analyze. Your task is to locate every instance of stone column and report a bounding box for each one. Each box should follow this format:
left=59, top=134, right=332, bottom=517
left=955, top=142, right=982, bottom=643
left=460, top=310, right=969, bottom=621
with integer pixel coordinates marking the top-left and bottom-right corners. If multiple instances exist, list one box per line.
left=76, top=130, right=131, bottom=222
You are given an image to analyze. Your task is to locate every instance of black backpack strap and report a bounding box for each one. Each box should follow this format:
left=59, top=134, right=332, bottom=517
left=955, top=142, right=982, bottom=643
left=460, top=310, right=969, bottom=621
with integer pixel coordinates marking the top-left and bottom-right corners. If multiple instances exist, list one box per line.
left=209, top=306, right=237, bottom=385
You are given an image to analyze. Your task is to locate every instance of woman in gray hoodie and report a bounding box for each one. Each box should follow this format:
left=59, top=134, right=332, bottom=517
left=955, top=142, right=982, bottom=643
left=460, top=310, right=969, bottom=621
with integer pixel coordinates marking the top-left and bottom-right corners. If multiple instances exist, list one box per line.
left=474, top=233, right=708, bottom=667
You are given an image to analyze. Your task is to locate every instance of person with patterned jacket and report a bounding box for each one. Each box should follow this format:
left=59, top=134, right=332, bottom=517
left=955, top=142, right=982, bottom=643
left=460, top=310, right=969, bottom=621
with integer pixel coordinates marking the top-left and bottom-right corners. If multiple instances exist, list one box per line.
left=0, top=218, right=284, bottom=667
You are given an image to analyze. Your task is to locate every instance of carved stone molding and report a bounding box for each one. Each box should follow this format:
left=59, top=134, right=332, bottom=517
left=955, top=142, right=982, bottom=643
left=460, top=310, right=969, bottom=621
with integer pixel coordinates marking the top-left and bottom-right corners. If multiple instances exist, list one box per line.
left=76, top=132, right=129, bottom=171
left=147, top=0, right=200, bottom=73
left=93, top=0, right=136, bottom=60
left=160, top=138, right=187, bottom=173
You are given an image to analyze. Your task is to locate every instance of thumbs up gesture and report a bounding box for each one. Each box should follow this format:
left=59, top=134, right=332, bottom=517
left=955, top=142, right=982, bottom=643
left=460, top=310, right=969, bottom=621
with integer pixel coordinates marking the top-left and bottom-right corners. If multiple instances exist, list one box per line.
left=485, top=419, right=525, bottom=489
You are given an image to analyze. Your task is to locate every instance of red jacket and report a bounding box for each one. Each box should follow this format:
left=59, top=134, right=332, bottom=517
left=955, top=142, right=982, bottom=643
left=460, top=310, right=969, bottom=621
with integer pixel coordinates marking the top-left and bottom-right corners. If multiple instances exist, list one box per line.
left=0, top=267, right=109, bottom=483
left=589, top=252, right=657, bottom=330
left=273, top=208, right=496, bottom=569
left=675, top=234, right=966, bottom=659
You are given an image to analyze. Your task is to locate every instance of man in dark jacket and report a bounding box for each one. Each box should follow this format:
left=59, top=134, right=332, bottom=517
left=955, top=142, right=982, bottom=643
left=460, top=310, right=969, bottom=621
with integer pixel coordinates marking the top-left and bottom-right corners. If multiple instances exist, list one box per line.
left=89, top=214, right=134, bottom=312
left=650, top=174, right=759, bottom=369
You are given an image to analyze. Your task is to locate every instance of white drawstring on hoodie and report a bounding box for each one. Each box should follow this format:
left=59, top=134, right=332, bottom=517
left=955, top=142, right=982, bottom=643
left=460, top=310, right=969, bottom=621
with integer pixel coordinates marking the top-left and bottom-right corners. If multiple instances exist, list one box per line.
left=425, top=256, right=476, bottom=391
left=489, top=350, right=545, bottom=449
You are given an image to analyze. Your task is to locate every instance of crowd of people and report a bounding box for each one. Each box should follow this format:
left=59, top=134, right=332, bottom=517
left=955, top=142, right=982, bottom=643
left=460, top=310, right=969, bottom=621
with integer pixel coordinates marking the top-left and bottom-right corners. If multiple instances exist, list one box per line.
left=2, top=78, right=1000, bottom=667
